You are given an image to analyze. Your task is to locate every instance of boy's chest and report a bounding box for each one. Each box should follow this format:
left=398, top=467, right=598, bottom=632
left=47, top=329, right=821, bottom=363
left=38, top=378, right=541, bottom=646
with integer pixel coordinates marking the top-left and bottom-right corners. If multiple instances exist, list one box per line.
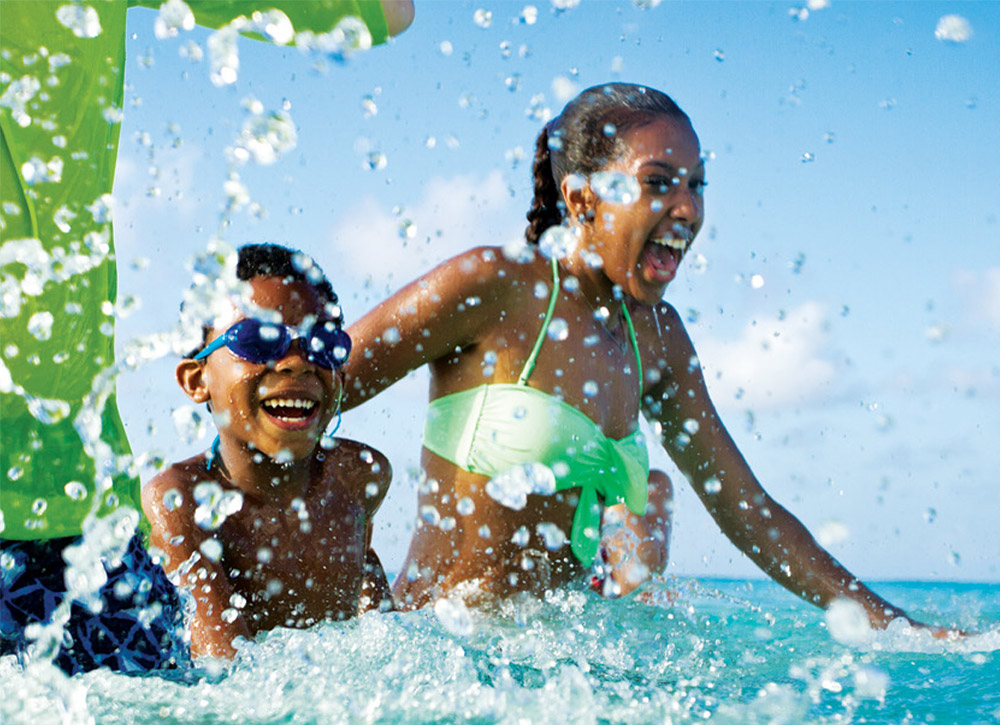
left=219, top=488, right=368, bottom=626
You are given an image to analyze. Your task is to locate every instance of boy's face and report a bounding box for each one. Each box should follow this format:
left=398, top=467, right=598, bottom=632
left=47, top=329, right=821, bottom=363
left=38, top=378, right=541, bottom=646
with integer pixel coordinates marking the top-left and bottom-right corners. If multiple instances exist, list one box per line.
left=182, top=275, right=341, bottom=462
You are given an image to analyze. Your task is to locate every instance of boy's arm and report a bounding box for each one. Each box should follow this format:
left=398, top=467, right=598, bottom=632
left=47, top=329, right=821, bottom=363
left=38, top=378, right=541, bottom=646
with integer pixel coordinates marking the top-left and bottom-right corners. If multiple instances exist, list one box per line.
left=327, top=438, right=395, bottom=613
left=142, top=466, right=252, bottom=658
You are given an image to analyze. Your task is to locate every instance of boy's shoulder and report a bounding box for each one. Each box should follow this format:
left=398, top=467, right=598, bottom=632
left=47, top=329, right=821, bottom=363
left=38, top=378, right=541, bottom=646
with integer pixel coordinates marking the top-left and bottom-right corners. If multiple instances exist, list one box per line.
left=142, top=453, right=215, bottom=514
left=314, top=438, right=392, bottom=517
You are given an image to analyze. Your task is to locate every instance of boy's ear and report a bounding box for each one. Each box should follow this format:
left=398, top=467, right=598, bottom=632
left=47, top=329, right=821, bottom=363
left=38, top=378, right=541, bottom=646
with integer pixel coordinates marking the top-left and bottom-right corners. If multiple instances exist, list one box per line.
left=560, top=174, right=597, bottom=227
left=176, top=359, right=211, bottom=404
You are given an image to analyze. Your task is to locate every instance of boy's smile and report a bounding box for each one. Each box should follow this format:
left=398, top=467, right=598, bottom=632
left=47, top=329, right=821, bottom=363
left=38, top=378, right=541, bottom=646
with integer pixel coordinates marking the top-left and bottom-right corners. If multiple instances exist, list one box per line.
left=184, top=275, right=340, bottom=463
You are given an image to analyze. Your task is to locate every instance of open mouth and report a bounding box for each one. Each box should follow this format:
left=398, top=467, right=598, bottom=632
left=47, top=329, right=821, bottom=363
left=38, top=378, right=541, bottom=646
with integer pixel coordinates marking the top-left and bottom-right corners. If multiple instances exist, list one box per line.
left=261, top=397, right=320, bottom=428
left=642, top=235, right=688, bottom=285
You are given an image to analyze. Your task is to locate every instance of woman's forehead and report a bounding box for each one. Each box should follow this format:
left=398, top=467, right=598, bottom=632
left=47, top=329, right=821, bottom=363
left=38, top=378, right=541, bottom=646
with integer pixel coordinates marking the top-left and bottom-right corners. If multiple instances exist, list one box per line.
left=215, top=276, right=327, bottom=329
left=622, top=117, right=701, bottom=165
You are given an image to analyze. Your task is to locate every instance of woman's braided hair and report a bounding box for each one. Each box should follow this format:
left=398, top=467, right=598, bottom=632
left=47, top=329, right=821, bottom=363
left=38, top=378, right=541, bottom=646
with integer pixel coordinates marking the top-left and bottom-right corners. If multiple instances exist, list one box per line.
left=524, top=83, right=689, bottom=245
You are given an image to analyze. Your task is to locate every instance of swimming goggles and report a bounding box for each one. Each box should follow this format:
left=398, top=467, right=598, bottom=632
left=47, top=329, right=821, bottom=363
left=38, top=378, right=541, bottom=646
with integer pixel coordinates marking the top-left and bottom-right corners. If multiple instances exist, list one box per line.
left=193, top=317, right=351, bottom=369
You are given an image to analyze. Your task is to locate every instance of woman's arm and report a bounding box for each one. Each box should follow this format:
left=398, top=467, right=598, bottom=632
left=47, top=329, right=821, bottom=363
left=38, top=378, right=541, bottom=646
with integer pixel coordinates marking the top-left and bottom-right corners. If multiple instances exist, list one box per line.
left=641, top=303, right=935, bottom=629
left=341, top=246, right=524, bottom=410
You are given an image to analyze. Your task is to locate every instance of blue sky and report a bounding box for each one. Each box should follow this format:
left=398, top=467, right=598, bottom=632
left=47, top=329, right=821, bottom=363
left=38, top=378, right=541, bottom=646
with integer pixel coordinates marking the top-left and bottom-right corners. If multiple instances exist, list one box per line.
left=113, top=1, right=999, bottom=582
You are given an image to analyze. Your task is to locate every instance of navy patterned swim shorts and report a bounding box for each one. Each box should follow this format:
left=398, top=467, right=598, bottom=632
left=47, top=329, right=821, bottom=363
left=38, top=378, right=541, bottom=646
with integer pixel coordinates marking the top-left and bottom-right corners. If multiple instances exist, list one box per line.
left=1, top=533, right=190, bottom=675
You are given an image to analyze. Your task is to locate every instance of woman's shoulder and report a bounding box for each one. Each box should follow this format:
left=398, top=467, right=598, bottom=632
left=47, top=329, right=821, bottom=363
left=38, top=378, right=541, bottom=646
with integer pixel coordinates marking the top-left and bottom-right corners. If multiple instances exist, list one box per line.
left=421, top=244, right=553, bottom=309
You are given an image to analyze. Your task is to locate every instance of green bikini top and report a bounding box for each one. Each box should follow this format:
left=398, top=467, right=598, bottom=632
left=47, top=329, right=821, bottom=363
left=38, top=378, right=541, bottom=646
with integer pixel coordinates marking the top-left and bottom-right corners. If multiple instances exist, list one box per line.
left=422, top=257, right=650, bottom=565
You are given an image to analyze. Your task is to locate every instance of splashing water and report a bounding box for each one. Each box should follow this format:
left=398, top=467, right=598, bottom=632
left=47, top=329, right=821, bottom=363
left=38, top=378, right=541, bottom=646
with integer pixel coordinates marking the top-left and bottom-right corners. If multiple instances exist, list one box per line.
left=590, top=171, right=640, bottom=205
left=55, top=4, right=103, bottom=39
left=486, top=463, right=557, bottom=510
left=1, top=579, right=995, bottom=722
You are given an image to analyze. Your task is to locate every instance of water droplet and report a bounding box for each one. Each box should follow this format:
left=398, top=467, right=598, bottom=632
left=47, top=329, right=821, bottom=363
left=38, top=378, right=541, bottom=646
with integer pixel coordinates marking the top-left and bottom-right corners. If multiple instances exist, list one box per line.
left=154, top=0, right=195, bottom=39
left=420, top=505, right=441, bottom=527
left=473, top=9, right=493, bottom=28
left=603, top=123, right=616, bottom=137
left=590, top=171, right=640, bottom=205
left=27, top=312, right=54, bottom=341
left=221, top=608, right=239, bottom=624
left=935, top=14, right=972, bottom=43
left=513, top=406, right=527, bottom=420
left=801, top=152, right=815, bottom=163
left=510, top=526, right=531, bottom=546
left=486, top=463, right=556, bottom=510
left=64, top=481, right=87, bottom=501
left=438, top=40, right=454, bottom=56
left=8, top=466, right=24, bottom=482
left=683, top=418, right=700, bottom=434
left=171, top=406, right=207, bottom=445
left=193, top=482, right=243, bottom=530
left=538, top=224, right=577, bottom=261
left=520, top=5, right=538, bottom=24
left=434, top=597, right=474, bottom=637
left=583, top=333, right=600, bottom=348
left=713, top=48, right=725, bottom=62
left=199, top=538, right=223, bottom=562
left=582, top=380, right=599, bottom=397
left=257, top=547, right=273, bottom=563
left=361, top=94, right=378, bottom=118
left=382, top=327, right=401, bottom=344
left=750, top=274, right=765, bottom=289
left=365, top=151, right=387, bottom=171
left=31, top=498, right=47, bottom=515
left=703, top=477, right=722, bottom=494
left=536, top=522, right=567, bottom=550
left=457, top=497, right=475, bottom=516
left=547, top=318, right=569, bottom=341
left=162, top=488, right=183, bottom=511
left=229, top=593, right=247, bottom=609
left=21, top=156, right=63, bottom=185
left=924, top=507, right=937, bottom=524
left=56, top=4, right=103, bottom=38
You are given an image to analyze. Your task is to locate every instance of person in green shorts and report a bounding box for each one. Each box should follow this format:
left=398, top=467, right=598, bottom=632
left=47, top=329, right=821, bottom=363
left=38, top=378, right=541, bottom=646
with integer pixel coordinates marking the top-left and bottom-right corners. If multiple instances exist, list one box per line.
left=0, top=0, right=412, bottom=674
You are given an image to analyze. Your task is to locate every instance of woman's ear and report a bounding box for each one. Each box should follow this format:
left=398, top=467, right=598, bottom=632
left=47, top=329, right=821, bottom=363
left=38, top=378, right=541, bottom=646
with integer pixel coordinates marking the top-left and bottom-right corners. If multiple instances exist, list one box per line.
left=560, top=173, right=597, bottom=227
left=176, top=359, right=210, bottom=404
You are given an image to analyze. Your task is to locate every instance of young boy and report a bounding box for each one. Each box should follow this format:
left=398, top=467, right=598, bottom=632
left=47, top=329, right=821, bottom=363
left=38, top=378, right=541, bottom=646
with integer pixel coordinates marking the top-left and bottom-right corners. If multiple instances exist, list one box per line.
left=143, top=244, right=393, bottom=659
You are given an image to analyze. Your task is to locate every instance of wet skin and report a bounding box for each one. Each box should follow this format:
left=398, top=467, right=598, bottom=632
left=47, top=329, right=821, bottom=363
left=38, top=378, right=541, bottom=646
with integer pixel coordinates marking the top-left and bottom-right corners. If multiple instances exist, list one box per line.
left=143, top=277, right=393, bottom=658
left=342, top=116, right=958, bottom=636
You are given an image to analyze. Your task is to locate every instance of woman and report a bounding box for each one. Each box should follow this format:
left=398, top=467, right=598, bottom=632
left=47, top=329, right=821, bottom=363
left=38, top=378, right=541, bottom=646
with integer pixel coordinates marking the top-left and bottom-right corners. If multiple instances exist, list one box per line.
left=342, top=83, right=943, bottom=631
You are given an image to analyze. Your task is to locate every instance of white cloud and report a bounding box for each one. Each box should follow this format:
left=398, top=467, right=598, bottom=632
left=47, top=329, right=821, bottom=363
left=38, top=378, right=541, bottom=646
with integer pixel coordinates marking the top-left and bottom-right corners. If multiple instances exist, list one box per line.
left=693, top=301, right=838, bottom=411
left=324, top=169, right=522, bottom=299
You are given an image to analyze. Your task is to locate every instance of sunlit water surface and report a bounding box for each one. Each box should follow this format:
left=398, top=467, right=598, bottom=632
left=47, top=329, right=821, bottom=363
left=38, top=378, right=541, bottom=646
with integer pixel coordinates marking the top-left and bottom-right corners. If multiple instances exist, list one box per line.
left=2, top=579, right=997, bottom=723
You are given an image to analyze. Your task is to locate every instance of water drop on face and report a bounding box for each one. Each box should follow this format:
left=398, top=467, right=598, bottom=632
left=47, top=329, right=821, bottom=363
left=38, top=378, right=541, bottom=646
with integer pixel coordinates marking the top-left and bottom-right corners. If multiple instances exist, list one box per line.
left=590, top=171, right=640, bottom=205
left=603, top=123, right=616, bottom=137
left=547, top=318, right=569, bottom=341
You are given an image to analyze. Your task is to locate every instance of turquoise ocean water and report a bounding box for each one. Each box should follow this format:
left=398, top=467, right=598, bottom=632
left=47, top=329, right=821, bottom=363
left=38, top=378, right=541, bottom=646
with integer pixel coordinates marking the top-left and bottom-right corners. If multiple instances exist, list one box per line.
left=3, top=578, right=997, bottom=723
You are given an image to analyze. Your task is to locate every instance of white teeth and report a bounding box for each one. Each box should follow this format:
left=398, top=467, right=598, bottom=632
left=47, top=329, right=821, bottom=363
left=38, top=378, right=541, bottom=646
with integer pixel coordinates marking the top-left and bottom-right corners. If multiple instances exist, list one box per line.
left=652, top=237, right=688, bottom=250
left=262, top=398, right=316, bottom=410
